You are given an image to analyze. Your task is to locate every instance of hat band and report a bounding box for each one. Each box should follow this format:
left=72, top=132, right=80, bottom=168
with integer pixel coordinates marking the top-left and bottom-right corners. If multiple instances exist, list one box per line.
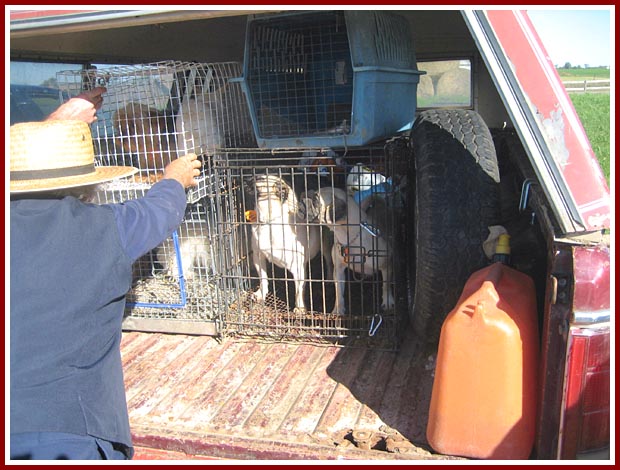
left=10, top=163, right=96, bottom=181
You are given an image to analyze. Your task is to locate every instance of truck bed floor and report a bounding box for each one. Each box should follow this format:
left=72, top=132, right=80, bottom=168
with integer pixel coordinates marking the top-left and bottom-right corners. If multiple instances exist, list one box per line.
left=121, top=328, right=455, bottom=460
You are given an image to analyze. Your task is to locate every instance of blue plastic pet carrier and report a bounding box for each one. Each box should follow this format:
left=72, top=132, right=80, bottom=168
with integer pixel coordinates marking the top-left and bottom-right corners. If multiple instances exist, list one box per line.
left=239, top=11, right=424, bottom=149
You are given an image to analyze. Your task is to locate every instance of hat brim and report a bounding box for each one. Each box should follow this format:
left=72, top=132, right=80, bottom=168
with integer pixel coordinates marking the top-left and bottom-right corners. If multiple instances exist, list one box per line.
left=10, top=166, right=140, bottom=194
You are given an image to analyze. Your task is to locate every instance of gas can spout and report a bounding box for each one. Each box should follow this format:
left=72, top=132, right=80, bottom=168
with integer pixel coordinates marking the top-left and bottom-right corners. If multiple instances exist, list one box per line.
left=492, top=233, right=511, bottom=265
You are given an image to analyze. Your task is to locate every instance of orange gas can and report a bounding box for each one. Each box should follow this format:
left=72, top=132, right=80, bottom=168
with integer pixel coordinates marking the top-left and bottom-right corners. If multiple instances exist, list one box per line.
left=426, top=262, right=539, bottom=459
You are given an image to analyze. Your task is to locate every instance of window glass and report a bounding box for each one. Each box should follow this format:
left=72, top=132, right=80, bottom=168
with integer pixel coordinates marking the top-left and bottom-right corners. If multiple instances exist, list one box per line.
left=10, top=61, right=81, bottom=124
left=417, top=59, right=472, bottom=108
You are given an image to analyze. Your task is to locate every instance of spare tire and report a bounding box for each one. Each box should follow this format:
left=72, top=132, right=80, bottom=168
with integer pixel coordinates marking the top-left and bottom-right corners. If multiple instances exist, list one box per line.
left=407, top=109, right=501, bottom=345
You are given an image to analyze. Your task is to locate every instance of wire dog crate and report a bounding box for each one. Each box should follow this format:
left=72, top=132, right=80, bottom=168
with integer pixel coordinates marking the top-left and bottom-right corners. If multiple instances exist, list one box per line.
left=57, top=61, right=255, bottom=334
left=217, top=139, right=410, bottom=350
left=58, top=61, right=256, bottom=202
left=240, top=10, right=424, bottom=149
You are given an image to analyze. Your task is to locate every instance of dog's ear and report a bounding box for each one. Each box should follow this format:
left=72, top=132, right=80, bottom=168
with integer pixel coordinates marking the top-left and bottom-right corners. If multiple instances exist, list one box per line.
left=241, top=176, right=257, bottom=207
left=242, top=175, right=255, bottom=190
left=326, top=196, right=348, bottom=224
left=275, top=180, right=289, bottom=203
left=297, top=190, right=320, bottom=222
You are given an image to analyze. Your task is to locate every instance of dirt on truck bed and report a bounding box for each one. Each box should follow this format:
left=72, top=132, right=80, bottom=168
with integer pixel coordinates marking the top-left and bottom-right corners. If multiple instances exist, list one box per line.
left=121, top=328, right=462, bottom=460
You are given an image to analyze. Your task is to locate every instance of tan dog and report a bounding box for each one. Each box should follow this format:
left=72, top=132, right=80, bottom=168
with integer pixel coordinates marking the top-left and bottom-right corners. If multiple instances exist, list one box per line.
left=247, top=174, right=330, bottom=312
left=299, top=187, right=394, bottom=315
left=113, top=102, right=175, bottom=176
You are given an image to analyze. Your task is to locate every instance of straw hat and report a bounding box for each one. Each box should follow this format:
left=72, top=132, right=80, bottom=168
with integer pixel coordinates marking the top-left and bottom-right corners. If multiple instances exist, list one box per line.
left=10, top=120, right=138, bottom=193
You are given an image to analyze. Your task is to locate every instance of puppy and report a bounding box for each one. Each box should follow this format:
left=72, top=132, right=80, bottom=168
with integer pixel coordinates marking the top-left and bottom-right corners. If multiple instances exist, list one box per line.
left=299, top=187, right=394, bottom=315
left=113, top=102, right=176, bottom=180
left=154, top=222, right=213, bottom=281
left=246, top=174, right=329, bottom=312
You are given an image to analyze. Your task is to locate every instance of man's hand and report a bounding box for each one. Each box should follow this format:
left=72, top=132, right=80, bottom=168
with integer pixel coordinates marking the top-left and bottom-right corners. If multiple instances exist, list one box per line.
left=45, top=87, right=107, bottom=124
left=162, top=153, right=203, bottom=189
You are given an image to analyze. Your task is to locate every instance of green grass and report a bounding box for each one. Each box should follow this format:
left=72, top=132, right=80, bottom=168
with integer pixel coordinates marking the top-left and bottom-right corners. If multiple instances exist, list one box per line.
left=557, top=67, right=610, bottom=81
left=568, top=93, right=611, bottom=184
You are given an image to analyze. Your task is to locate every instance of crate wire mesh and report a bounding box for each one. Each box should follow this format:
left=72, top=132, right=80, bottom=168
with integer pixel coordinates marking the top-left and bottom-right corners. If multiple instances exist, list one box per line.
left=56, top=61, right=255, bottom=325
left=57, top=61, right=256, bottom=202
left=241, top=10, right=423, bottom=149
left=216, top=140, right=409, bottom=349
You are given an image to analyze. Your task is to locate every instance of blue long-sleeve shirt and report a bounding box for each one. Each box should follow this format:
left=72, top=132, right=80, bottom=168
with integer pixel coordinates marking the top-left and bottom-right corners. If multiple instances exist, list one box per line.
left=107, top=179, right=187, bottom=261
left=10, top=178, right=187, bottom=458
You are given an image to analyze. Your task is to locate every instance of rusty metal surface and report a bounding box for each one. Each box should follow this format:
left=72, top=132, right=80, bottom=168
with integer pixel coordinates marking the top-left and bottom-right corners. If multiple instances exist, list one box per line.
left=121, top=329, right=460, bottom=460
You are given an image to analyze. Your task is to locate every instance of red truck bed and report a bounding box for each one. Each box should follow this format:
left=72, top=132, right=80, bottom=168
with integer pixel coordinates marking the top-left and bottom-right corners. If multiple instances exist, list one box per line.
left=121, top=329, right=459, bottom=460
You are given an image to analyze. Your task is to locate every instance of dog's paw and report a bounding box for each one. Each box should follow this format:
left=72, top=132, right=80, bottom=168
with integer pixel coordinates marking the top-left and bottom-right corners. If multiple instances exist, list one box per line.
left=331, top=307, right=346, bottom=316
left=251, top=289, right=267, bottom=303
left=381, top=296, right=395, bottom=311
left=293, top=306, right=308, bottom=315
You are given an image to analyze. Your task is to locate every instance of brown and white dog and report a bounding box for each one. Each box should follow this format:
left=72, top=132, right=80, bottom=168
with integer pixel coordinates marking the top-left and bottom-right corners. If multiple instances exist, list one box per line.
left=298, top=187, right=394, bottom=315
left=113, top=102, right=176, bottom=181
left=246, top=174, right=331, bottom=312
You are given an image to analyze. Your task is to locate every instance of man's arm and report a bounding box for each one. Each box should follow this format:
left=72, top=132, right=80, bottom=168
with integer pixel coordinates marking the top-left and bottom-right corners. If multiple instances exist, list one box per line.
left=107, top=154, right=202, bottom=261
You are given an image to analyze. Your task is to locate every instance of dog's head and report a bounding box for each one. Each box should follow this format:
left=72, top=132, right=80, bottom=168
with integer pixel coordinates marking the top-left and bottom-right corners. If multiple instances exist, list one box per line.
left=298, top=187, right=348, bottom=226
left=244, top=174, right=296, bottom=220
left=246, top=174, right=291, bottom=201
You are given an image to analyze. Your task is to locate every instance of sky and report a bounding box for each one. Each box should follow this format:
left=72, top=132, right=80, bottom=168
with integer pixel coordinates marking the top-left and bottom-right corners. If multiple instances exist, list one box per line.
left=527, top=8, right=612, bottom=67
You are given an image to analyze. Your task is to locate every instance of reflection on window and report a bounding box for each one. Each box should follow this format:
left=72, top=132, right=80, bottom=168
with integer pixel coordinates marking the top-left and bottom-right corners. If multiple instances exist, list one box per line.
left=10, top=61, right=82, bottom=124
left=417, top=59, right=472, bottom=108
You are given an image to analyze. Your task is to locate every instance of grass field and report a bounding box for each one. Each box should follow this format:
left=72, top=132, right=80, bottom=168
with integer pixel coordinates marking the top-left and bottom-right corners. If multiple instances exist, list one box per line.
left=556, top=67, right=611, bottom=184
left=567, top=92, right=611, bottom=184
left=557, top=67, right=610, bottom=81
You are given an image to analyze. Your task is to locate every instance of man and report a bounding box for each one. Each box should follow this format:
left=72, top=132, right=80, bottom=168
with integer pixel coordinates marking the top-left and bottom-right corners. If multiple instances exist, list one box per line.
left=10, top=90, right=201, bottom=459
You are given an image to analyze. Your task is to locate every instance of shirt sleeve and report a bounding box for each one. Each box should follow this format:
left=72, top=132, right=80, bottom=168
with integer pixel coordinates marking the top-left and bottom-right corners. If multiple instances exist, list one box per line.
left=107, top=179, right=187, bottom=262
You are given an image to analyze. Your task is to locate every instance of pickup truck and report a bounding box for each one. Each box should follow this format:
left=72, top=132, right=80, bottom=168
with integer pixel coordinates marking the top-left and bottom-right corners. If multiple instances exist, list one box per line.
left=9, top=8, right=611, bottom=461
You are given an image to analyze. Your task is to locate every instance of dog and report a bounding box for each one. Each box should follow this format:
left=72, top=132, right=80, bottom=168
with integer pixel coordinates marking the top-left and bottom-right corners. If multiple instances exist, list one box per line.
left=113, top=102, right=176, bottom=181
left=246, top=174, right=331, bottom=312
left=154, top=222, right=213, bottom=281
left=298, top=187, right=394, bottom=316
left=175, top=81, right=225, bottom=158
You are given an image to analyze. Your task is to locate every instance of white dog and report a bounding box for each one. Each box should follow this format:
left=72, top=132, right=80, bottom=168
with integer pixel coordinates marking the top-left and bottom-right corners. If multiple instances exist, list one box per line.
left=155, top=222, right=213, bottom=281
left=299, top=187, right=394, bottom=316
left=247, top=174, right=330, bottom=312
